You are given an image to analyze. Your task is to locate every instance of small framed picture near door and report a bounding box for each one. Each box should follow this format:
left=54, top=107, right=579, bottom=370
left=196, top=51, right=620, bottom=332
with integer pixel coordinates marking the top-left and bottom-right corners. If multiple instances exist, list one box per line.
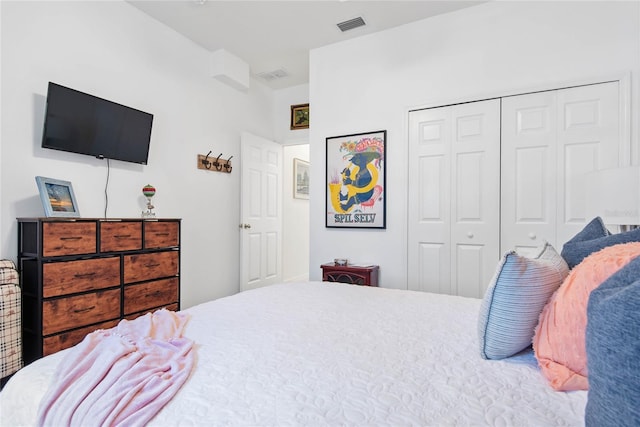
left=326, top=130, right=386, bottom=229
left=290, top=103, right=309, bottom=130
left=293, top=158, right=309, bottom=199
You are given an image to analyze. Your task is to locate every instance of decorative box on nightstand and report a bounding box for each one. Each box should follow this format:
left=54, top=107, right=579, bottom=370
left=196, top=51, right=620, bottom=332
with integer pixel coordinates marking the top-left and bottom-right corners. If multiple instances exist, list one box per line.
left=321, top=263, right=379, bottom=287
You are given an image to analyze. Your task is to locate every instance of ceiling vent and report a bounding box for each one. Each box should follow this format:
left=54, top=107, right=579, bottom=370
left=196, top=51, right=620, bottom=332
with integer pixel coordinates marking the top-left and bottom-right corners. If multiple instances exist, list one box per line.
left=257, top=68, right=289, bottom=82
left=337, top=16, right=366, bottom=32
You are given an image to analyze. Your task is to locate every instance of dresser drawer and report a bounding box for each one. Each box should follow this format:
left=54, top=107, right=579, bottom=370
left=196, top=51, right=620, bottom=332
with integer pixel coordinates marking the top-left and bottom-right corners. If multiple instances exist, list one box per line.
left=43, top=257, right=120, bottom=298
left=124, top=251, right=179, bottom=283
left=43, top=318, right=119, bottom=356
left=145, top=222, right=179, bottom=249
left=101, top=221, right=142, bottom=252
left=124, top=303, right=179, bottom=321
left=43, top=222, right=97, bottom=257
left=42, top=288, right=120, bottom=336
left=124, top=278, right=179, bottom=315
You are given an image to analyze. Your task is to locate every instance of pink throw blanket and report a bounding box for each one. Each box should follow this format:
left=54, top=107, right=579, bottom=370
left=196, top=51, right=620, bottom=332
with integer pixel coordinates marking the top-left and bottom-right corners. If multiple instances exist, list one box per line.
left=36, top=309, right=195, bottom=427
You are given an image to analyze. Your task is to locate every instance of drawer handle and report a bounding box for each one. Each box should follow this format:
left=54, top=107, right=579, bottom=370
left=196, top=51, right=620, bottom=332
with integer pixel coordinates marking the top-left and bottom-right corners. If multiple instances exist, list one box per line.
left=60, top=236, right=82, bottom=241
left=114, top=234, right=131, bottom=239
left=74, top=305, right=95, bottom=314
left=154, top=232, right=169, bottom=236
left=74, top=272, right=96, bottom=279
left=145, top=263, right=160, bottom=268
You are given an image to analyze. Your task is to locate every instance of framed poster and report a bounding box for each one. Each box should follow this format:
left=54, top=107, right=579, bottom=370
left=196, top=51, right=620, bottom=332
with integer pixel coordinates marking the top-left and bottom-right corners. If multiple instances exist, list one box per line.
left=325, top=130, right=386, bottom=228
left=35, top=176, right=81, bottom=218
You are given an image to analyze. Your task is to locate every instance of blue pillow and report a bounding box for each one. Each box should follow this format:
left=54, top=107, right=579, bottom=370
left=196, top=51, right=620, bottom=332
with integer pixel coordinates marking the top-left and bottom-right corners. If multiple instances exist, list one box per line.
left=478, top=243, right=569, bottom=360
left=561, top=217, right=640, bottom=269
left=585, top=256, right=640, bottom=426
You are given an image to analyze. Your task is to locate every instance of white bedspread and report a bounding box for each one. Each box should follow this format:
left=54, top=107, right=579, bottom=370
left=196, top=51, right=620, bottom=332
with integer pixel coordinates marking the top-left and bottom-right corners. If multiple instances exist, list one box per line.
left=1, top=282, right=586, bottom=426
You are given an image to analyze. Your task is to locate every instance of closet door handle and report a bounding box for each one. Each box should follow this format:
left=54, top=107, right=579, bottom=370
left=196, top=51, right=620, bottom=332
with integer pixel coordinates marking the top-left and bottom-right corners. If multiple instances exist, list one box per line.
left=528, top=232, right=536, bottom=240
left=467, top=232, right=474, bottom=239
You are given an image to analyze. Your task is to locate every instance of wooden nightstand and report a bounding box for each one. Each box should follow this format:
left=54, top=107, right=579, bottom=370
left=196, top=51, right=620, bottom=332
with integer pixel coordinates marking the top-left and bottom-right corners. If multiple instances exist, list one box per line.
left=321, top=263, right=379, bottom=286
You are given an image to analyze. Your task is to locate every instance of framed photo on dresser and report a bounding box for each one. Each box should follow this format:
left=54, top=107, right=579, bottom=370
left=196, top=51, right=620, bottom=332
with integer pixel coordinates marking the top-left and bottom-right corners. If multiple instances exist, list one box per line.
left=35, top=176, right=80, bottom=218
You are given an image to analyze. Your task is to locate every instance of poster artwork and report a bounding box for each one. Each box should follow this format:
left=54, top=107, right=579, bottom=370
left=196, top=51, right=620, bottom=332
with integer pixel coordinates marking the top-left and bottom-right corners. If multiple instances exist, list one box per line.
left=326, top=130, right=386, bottom=229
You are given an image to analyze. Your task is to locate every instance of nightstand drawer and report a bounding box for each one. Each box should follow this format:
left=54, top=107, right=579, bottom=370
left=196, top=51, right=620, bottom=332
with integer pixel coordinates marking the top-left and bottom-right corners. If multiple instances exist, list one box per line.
left=43, top=257, right=120, bottom=297
left=43, top=222, right=96, bottom=257
left=145, top=222, right=179, bottom=249
left=321, top=263, right=379, bottom=286
left=124, top=278, right=179, bottom=315
left=42, top=288, right=121, bottom=336
left=124, top=251, right=179, bottom=283
left=100, top=221, right=142, bottom=252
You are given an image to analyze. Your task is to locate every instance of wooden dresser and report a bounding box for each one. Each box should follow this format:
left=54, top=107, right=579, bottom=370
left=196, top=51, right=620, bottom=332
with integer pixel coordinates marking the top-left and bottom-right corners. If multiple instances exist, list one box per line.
left=17, top=218, right=181, bottom=364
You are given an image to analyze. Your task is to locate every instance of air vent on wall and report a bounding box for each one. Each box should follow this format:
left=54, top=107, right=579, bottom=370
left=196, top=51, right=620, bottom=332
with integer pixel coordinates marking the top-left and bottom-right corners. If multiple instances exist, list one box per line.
left=337, top=16, right=366, bottom=32
left=257, top=68, right=289, bottom=82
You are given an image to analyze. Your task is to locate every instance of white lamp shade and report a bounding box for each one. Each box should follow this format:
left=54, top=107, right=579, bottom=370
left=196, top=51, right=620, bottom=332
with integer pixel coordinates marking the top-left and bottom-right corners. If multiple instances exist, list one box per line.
left=585, top=167, right=640, bottom=226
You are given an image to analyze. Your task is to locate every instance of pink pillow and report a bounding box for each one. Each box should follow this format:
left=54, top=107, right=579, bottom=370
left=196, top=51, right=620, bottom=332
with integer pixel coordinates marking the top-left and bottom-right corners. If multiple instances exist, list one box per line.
left=533, top=242, right=640, bottom=391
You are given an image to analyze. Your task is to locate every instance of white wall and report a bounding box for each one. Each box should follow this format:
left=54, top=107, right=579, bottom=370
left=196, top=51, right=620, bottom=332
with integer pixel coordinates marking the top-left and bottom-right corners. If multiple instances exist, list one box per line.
left=0, top=1, right=276, bottom=308
left=282, top=144, right=309, bottom=282
left=308, top=1, right=640, bottom=288
left=273, top=83, right=310, bottom=281
left=273, top=83, right=309, bottom=146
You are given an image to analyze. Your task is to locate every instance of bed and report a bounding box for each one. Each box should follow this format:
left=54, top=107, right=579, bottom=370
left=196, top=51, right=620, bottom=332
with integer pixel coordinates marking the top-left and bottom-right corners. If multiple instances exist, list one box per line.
left=0, top=281, right=586, bottom=426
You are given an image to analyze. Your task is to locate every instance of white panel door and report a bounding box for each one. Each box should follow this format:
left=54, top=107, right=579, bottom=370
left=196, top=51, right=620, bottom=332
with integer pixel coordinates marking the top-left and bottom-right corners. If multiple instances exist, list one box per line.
left=408, top=99, right=500, bottom=298
left=240, top=132, right=282, bottom=292
left=450, top=101, right=501, bottom=298
left=556, top=82, right=620, bottom=245
left=408, top=106, right=452, bottom=294
left=501, top=81, right=621, bottom=252
left=501, top=91, right=558, bottom=255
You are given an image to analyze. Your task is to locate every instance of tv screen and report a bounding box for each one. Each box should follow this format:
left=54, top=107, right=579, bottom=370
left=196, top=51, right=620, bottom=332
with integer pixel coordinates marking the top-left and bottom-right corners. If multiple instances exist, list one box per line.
left=41, top=82, right=153, bottom=165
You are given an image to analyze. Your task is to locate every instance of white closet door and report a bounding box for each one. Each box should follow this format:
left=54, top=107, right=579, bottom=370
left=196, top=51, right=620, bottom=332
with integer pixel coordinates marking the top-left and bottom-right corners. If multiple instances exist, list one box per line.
left=556, top=82, right=620, bottom=245
left=501, top=81, right=621, bottom=253
left=501, top=91, right=558, bottom=255
left=450, top=101, right=501, bottom=298
left=408, top=106, right=452, bottom=294
left=408, top=99, right=500, bottom=297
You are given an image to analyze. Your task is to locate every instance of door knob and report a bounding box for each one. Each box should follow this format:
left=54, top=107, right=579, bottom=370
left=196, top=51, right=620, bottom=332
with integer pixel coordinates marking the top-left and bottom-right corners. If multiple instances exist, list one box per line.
left=467, top=232, right=474, bottom=238
left=242, top=223, right=251, bottom=229
left=528, top=232, right=536, bottom=240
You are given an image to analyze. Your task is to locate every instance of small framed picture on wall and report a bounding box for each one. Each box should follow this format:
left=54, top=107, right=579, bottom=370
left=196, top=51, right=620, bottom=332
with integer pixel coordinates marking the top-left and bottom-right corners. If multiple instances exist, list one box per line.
left=293, top=158, right=310, bottom=199
left=290, top=103, right=309, bottom=130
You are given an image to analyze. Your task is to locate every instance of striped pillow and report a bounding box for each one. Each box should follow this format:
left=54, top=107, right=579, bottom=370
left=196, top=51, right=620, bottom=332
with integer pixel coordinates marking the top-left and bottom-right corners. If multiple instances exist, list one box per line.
left=478, top=243, right=569, bottom=360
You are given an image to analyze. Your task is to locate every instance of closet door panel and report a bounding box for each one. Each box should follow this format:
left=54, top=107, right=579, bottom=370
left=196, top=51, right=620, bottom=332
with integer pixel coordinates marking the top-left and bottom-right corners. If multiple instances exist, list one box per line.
left=563, top=142, right=600, bottom=224
left=418, top=243, right=450, bottom=294
left=456, top=244, right=485, bottom=298
left=515, top=147, right=547, bottom=222
left=501, top=91, right=557, bottom=254
left=556, top=81, right=620, bottom=244
left=451, top=100, right=501, bottom=297
left=408, top=107, right=452, bottom=293
left=409, top=99, right=500, bottom=296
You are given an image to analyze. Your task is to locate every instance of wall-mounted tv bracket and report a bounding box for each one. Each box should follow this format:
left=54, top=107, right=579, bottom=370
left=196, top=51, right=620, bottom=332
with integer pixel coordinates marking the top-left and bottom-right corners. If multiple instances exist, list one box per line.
left=197, top=151, right=233, bottom=173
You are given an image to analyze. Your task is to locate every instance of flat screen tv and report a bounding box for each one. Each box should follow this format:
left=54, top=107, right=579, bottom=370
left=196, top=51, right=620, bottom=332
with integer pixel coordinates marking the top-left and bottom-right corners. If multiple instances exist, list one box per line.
left=41, top=82, right=154, bottom=165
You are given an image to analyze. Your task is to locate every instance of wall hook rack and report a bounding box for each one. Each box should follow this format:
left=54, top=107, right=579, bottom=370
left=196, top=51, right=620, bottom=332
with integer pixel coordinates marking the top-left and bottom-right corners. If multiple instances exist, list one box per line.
left=197, top=151, right=233, bottom=174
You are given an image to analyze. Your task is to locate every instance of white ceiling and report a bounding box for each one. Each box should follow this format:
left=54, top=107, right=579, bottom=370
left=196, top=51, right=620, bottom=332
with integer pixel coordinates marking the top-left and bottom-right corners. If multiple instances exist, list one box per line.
left=127, top=0, right=485, bottom=90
